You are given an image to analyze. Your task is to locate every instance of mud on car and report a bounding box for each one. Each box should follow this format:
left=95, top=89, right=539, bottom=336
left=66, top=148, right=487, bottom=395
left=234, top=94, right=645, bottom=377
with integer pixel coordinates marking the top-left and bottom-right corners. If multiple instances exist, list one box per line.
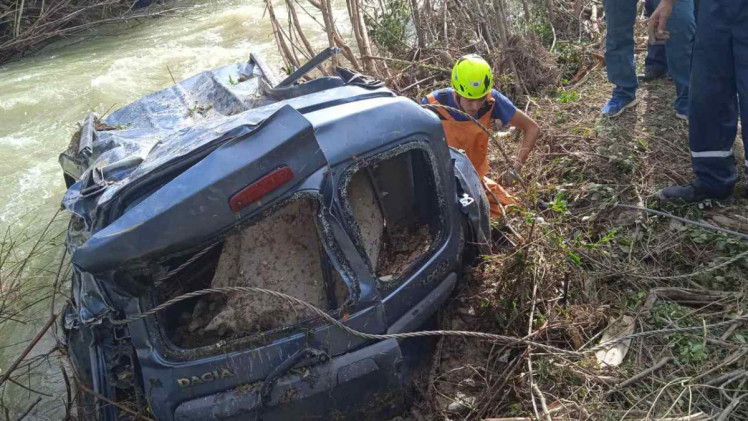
left=59, top=50, right=490, bottom=420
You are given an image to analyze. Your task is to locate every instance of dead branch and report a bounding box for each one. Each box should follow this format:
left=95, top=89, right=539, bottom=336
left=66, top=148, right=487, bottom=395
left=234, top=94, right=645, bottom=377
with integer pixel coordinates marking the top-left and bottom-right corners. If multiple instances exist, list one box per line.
left=0, top=314, right=57, bottom=388
left=14, top=397, right=41, bottom=421
left=265, top=0, right=299, bottom=70
left=78, top=382, right=157, bottom=421
left=607, top=357, right=673, bottom=395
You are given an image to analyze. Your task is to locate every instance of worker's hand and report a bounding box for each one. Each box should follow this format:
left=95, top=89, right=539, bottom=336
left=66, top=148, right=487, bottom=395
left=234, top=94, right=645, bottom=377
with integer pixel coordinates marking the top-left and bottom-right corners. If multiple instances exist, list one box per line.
left=500, top=168, right=522, bottom=187
left=648, top=0, right=674, bottom=44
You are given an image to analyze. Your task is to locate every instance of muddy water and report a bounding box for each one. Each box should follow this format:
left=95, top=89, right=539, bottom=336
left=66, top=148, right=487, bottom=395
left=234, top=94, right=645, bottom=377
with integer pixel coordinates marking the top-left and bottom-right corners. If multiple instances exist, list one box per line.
left=0, top=0, right=337, bottom=416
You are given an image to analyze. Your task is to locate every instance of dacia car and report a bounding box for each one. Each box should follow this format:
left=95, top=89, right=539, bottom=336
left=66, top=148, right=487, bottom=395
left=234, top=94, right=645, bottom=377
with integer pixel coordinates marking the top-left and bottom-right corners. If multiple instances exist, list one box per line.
left=59, top=49, right=490, bottom=420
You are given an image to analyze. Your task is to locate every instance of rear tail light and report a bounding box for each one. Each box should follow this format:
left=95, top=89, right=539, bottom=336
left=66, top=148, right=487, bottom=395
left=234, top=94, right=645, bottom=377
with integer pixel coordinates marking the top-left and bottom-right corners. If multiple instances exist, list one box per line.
left=229, top=166, right=294, bottom=212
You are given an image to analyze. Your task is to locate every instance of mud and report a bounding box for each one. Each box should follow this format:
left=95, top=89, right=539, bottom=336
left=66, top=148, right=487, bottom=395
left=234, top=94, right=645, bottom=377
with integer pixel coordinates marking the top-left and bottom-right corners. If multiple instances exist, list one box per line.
left=348, top=169, right=434, bottom=282
left=348, top=170, right=385, bottom=271
left=177, top=199, right=332, bottom=343
left=376, top=224, right=432, bottom=278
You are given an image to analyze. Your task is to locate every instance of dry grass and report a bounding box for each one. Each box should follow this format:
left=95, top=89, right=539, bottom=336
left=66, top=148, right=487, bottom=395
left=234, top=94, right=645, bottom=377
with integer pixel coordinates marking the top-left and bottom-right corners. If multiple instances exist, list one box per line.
left=406, top=45, right=748, bottom=421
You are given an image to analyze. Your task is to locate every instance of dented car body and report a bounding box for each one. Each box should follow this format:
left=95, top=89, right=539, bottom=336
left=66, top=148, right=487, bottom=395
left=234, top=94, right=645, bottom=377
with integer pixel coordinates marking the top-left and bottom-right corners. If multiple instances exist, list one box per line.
left=60, top=51, right=490, bottom=420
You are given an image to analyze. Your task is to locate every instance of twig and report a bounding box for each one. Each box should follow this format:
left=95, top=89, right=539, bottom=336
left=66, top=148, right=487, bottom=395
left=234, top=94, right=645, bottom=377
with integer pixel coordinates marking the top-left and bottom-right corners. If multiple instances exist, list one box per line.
left=720, top=312, right=742, bottom=341
left=716, top=394, right=746, bottom=421
left=166, top=65, right=177, bottom=85
left=362, top=55, right=450, bottom=73
left=0, top=314, right=57, bottom=387
left=532, top=383, right=552, bottom=421
left=607, top=357, right=673, bottom=395
left=78, top=383, right=156, bottom=421
left=705, top=369, right=747, bottom=387
left=15, top=397, right=41, bottom=421
left=5, top=377, right=53, bottom=398
left=61, top=364, right=72, bottom=421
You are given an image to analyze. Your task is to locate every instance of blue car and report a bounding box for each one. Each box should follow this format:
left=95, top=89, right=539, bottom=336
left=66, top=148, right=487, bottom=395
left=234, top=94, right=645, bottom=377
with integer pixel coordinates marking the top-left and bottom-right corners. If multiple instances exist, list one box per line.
left=59, top=50, right=490, bottom=420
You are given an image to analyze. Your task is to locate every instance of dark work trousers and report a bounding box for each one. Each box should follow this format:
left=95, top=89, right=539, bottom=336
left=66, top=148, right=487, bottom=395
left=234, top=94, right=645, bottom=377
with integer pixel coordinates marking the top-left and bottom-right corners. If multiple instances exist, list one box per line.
left=689, top=0, right=748, bottom=195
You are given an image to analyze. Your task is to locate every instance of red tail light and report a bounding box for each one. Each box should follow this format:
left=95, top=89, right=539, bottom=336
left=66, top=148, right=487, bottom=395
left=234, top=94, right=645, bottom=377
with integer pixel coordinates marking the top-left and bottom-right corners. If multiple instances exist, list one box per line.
left=229, top=166, right=294, bottom=212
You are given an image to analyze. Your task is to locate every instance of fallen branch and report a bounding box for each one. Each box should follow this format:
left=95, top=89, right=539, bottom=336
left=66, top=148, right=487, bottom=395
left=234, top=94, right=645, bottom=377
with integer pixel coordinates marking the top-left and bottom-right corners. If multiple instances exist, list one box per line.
left=15, top=397, right=41, bottom=421
left=78, top=383, right=156, bottom=421
left=606, top=357, right=673, bottom=395
left=361, top=55, right=450, bottom=73
left=0, top=314, right=57, bottom=388
left=716, top=395, right=745, bottom=421
left=531, top=383, right=552, bottom=421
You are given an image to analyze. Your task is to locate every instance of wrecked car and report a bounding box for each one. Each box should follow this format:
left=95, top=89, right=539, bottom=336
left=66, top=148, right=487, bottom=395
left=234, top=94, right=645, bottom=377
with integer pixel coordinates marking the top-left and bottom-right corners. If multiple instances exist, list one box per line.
left=59, top=49, right=490, bottom=420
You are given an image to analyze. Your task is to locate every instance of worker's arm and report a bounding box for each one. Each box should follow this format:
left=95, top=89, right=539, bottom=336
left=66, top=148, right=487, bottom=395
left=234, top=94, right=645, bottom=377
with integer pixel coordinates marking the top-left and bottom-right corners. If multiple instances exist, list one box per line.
left=498, top=109, right=539, bottom=186
left=507, top=109, right=540, bottom=171
left=649, top=0, right=675, bottom=41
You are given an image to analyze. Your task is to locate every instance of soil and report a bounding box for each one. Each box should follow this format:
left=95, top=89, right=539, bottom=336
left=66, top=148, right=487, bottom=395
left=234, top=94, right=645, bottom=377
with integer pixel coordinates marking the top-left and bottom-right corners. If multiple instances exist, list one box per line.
left=376, top=224, right=432, bottom=278
left=171, top=198, right=332, bottom=347
left=348, top=170, right=385, bottom=271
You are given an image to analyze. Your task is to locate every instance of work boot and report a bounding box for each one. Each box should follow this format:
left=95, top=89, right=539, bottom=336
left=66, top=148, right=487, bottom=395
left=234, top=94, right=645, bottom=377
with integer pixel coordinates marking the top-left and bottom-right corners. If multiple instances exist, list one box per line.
left=601, top=97, right=639, bottom=118
left=658, top=184, right=731, bottom=203
left=637, top=68, right=667, bottom=82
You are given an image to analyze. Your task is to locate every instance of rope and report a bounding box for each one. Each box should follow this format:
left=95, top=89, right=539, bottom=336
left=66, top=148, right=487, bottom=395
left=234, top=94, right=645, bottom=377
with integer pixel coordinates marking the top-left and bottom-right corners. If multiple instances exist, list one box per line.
left=626, top=249, right=748, bottom=281
left=111, top=284, right=748, bottom=358
left=618, top=204, right=748, bottom=241
left=156, top=243, right=219, bottom=282
left=112, top=285, right=578, bottom=356
left=615, top=204, right=748, bottom=280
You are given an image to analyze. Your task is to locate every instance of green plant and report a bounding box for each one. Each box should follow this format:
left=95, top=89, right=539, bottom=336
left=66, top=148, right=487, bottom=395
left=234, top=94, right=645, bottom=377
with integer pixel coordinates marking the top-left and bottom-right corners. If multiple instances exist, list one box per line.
left=556, top=89, right=580, bottom=103
left=674, top=336, right=708, bottom=364
left=365, top=0, right=410, bottom=54
left=551, top=192, right=569, bottom=214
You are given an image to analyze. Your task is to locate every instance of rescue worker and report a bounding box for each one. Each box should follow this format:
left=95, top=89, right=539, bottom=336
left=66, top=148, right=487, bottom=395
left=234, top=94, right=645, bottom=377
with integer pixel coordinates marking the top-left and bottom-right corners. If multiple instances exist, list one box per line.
left=422, top=54, right=540, bottom=218
left=653, top=0, right=748, bottom=202
left=601, top=0, right=695, bottom=119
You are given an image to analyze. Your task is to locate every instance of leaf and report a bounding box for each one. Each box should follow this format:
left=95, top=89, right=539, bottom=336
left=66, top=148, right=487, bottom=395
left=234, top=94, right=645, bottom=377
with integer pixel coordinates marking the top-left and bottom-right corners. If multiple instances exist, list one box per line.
left=567, top=251, right=581, bottom=266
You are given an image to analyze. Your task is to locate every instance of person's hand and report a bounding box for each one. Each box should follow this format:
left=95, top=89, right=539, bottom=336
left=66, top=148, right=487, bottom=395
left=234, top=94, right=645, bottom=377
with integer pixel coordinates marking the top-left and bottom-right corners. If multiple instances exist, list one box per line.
left=648, top=0, right=674, bottom=43
left=500, top=168, right=522, bottom=187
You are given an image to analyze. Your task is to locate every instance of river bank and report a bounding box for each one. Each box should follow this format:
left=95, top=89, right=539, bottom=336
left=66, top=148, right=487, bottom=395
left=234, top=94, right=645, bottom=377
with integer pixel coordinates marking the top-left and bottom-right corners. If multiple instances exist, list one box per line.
left=1, top=0, right=167, bottom=64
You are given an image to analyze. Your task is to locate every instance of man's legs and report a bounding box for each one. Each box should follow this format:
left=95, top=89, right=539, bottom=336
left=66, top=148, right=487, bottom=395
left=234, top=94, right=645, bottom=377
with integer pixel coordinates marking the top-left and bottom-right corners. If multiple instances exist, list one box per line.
left=662, top=1, right=738, bottom=200
left=602, top=0, right=638, bottom=116
left=664, top=0, right=696, bottom=117
left=643, top=0, right=668, bottom=79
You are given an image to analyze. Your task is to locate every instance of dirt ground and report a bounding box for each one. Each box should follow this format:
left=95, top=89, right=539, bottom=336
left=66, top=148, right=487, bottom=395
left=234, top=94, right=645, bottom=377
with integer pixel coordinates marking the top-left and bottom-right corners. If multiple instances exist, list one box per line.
left=406, top=59, right=748, bottom=420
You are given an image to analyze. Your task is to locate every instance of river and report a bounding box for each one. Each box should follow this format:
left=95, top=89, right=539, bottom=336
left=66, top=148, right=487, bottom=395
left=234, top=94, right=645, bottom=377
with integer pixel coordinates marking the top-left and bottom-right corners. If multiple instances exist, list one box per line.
left=0, top=0, right=336, bottom=417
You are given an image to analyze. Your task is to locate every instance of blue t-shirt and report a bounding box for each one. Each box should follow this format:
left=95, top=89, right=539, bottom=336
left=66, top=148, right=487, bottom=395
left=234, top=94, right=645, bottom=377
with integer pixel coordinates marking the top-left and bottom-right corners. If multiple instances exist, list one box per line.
left=421, top=88, right=517, bottom=125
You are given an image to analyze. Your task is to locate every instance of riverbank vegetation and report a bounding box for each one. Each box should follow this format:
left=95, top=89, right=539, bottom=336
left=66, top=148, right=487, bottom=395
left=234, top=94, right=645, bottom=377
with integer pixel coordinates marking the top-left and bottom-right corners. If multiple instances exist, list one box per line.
left=267, top=0, right=748, bottom=419
left=0, top=0, right=171, bottom=64
left=0, top=211, right=70, bottom=417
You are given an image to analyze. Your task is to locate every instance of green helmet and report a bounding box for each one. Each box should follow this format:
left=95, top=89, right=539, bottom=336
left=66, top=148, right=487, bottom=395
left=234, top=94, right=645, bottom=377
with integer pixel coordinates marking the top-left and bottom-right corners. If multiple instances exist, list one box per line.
left=451, top=54, right=494, bottom=99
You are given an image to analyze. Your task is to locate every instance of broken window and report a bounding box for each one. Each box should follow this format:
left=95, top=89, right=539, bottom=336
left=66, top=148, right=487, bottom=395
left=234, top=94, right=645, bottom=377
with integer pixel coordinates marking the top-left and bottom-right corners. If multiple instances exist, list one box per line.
left=156, top=197, right=348, bottom=349
left=346, top=147, right=442, bottom=289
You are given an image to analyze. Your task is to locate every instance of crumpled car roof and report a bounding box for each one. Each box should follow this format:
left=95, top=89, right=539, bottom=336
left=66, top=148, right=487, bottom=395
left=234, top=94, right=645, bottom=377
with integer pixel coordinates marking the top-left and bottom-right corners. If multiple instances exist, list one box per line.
left=60, top=57, right=389, bottom=234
